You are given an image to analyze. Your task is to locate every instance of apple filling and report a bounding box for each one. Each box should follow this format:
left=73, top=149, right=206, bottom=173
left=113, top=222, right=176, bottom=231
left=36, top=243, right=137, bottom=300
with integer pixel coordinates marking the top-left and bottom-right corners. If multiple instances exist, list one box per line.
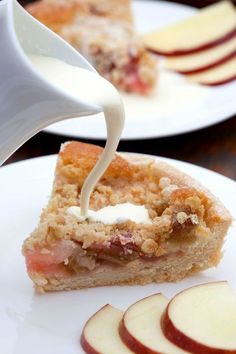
left=25, top=204, right=204, bottom=279
left=24, top=170, right=212, bottom=280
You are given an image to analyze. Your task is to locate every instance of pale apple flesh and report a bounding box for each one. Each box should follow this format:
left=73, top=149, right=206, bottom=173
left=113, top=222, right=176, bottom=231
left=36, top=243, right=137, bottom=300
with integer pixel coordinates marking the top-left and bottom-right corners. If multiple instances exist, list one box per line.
left=80, top=304, right=133, bottom=354
left=143, top=1, right=236, bottom=56
left=162, top=281, right=236, bottom=354
left=165, top=37, right=236, bottom=74
left=119, top=293, right=189, bottom=354
left=187, top=56, right=236, bottom=85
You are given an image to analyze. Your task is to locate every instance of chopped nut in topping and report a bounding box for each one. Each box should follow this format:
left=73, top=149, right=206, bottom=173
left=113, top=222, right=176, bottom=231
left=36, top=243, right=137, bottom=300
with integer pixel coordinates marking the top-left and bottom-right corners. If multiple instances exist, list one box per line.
left=141, top=239, right=158, bottom=254
left=161, top=184, right=178, bottom=201
left=176, top=212, right=188, bottom=225
left=175, top=212, right=199, bottom=226
left=190, top=214, right=199, bottom=225
left=159, top=177, right=171, bottom=189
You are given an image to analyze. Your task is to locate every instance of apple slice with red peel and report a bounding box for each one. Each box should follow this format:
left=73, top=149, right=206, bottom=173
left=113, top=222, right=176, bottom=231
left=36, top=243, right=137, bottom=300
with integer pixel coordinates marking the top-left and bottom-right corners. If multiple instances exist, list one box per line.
left=81, top=304, right=133, bottom=354
left=143, top=1, right=236, bottom=56
left=162, top=281, right=236, bottom=354
left=165, top=37, right=236, bottom=74
left=119, top=293, right=189, bottom=354
left=187, top=55, right=236, bottom=86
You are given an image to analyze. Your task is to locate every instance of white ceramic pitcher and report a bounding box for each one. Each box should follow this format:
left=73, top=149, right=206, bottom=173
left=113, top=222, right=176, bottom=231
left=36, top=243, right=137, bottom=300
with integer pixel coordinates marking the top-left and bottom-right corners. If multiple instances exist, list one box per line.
left=0, top=0, right=103, bottom=165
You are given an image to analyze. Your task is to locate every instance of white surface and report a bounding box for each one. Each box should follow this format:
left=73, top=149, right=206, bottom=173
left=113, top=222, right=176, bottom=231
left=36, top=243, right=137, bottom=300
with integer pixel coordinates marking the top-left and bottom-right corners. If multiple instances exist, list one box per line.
left=44, top=0, right=236, bottom=140
left=0, top=154, right=235, bottom=354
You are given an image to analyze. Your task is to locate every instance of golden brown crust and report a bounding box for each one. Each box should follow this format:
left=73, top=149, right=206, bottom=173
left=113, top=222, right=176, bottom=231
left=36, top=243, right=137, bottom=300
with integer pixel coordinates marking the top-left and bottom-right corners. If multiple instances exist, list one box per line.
left=59, top=141, right=133, bottom=181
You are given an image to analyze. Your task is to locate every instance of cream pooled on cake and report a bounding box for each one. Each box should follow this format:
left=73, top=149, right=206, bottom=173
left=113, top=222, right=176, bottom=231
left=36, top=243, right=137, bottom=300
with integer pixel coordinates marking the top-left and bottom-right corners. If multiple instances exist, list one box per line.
left=68, top=203, right=152, bottom=224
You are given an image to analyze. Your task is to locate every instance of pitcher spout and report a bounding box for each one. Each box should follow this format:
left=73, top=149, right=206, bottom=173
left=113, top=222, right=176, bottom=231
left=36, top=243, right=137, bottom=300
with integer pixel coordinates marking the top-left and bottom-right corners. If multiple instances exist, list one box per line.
left=0, top=0, right=102, bottom=165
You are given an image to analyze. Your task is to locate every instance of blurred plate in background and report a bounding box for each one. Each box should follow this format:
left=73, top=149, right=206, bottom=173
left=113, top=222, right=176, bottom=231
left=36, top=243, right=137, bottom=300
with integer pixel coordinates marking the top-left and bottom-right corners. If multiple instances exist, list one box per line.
left=44, top=0, right=236, bottom=140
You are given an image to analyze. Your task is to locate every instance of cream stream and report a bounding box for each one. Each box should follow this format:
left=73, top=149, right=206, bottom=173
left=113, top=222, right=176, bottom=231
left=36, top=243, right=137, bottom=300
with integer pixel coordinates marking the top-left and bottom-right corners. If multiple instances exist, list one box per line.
left=29, top=55, right=125, bottom=217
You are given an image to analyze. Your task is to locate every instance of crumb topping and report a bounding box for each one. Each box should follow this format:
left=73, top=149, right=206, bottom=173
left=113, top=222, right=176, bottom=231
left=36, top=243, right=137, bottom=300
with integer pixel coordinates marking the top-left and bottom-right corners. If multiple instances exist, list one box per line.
left=23, top=140, right=232, bottom=283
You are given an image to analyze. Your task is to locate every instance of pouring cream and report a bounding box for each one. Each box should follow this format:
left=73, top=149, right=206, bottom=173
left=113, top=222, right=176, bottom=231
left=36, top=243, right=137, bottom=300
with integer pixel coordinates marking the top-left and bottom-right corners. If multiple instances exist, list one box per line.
left=29, top=55, right=125, bottom=217
left=29, top=55, right=151, bottom=224
left=29, top=54, right=126, bottom=218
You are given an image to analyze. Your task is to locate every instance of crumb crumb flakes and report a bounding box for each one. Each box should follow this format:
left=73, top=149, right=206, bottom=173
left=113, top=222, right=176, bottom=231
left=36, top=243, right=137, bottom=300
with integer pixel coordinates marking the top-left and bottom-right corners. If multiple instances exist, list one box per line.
left=161, top=184, right=178, bottom=201
left=176, top=212, right=199, bottom=225
left=176, top=212, right=188, bottom=224
left=190, top=214, right=199, bottom=225
left=159, top=177, right=171, bottom=189
left=40, top=248, right=51, bottom=255
left=141, top=239, right=158, bottom=254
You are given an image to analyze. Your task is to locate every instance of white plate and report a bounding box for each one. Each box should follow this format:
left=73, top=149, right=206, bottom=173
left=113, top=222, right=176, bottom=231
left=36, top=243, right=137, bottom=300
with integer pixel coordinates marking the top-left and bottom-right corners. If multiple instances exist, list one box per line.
left=44, top=0, right=236, bottom=140
left=0, top=154, right=235, bottom=354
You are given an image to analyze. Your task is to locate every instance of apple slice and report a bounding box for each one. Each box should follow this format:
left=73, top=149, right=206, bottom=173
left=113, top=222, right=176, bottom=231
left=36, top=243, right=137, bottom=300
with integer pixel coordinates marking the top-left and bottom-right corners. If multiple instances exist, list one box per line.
left=143, top=1, right=236, bottom=56
left=119, top=293, right=189, bottom=354
left=165, top=37, right=236, bottom=74
left=187, top=55, right=236, bottom=86
left=162, top=281, right=236, bottom=354
left=81, top=304, right=133, bottom=354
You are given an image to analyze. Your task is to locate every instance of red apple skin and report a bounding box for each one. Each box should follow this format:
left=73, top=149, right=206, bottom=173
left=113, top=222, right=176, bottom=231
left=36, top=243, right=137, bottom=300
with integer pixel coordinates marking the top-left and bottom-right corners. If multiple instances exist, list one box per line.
left=161, top=307, right=236, bottom=354
left=80, top=304, right=111, bottom=354
left=198, top=74, right=236, bottom=86
left=174, top=49, right=236, bottom=75
left=80, top=332, right=101, bottom=354
left=148, top=26, right=236, bottom=57
left=119, top=319, right=162, bottom=354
